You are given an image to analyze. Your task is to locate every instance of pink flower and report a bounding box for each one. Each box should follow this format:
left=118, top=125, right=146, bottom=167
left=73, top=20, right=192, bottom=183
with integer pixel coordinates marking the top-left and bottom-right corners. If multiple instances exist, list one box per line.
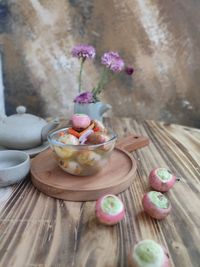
left=74, top=91, right=95, bottom=104
left=101, top=52, right=125, bottom=72
left=72, top=44, right=96, bottom=60
left=125, top=66, right=134, bottom=75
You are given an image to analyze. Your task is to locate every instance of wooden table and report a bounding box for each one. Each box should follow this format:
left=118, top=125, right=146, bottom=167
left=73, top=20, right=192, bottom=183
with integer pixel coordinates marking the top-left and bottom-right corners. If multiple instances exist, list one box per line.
left=0, top=118, right=200, bottom=267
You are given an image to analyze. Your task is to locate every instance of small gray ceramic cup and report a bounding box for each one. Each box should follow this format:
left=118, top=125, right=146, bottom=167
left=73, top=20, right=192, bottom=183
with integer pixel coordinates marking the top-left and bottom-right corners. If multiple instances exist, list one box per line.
left=0, top=150, right=30, bottom=187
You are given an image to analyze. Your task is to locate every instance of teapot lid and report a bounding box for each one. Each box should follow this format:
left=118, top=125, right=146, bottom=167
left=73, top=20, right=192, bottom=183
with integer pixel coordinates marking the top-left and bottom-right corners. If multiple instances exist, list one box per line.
left=4, top=105, right=47, bottom=127
left=16, top=106, right=27, bottom=114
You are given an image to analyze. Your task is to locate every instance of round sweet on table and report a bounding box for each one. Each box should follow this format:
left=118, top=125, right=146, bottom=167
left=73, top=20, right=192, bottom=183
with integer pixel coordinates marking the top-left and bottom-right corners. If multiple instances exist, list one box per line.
left=142, top=191, right=171, bottom=220
left=149, top=168, right=177, bottom=192
left=95, top=194, right=125, bottom=225
left=128, top=239, right=170, bottom=267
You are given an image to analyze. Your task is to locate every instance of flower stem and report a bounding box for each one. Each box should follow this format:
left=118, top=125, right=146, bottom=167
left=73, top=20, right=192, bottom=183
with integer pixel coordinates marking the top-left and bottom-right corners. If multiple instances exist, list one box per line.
left=92, top=67, right=109, bottom=98
left=78, top=58, right=85, bottom=93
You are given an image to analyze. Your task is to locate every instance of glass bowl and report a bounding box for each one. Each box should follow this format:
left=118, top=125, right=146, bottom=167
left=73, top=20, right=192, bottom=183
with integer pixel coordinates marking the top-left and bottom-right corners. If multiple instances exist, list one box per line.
left=47, top=127, right=117, bottom=176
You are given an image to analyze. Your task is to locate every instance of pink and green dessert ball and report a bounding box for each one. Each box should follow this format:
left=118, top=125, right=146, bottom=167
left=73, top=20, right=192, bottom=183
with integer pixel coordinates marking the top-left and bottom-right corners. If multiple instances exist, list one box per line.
left=95, top=194, right=125, bottom=225
left=71, top=113, right=91, bottom=130
left=129, top=239, right=170, bottom=267
left=142, top=191, right=171, bottom=220
left=149, top=168, right=177, bottom=192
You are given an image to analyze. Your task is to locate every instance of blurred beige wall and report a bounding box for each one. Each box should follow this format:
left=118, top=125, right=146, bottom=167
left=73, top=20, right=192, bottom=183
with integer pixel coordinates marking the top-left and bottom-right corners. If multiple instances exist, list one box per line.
left=1, top=0, right=200, bottom=127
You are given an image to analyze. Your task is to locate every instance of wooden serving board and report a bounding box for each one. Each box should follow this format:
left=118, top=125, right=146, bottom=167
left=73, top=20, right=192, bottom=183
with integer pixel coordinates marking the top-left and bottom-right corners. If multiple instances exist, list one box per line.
left=31, top=134, right=149, bottom=201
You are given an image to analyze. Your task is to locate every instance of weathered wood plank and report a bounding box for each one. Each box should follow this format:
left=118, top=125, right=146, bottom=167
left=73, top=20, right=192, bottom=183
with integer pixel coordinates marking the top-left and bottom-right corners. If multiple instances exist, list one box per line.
left=0, top=118, right=200, bottom=267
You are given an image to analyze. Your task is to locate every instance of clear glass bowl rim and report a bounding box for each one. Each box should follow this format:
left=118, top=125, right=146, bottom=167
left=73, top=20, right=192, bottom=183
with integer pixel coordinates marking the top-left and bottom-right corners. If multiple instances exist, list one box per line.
left=47, top=127, right=118, bottom=149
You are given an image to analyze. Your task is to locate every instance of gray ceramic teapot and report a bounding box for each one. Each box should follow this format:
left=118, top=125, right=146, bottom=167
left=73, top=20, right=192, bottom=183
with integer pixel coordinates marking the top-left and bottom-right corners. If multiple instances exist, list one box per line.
left=0, top=106, right=59, bottom=149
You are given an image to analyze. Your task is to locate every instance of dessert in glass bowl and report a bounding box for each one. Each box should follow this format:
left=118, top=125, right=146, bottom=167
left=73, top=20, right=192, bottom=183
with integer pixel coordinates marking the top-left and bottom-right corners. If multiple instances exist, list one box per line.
left=48, top=114, right=117, bottom=176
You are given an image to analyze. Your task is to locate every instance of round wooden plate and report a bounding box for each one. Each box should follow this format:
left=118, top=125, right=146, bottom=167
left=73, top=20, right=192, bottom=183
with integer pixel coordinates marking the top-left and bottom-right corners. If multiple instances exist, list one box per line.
left=31, top=148, right=137, bottom=201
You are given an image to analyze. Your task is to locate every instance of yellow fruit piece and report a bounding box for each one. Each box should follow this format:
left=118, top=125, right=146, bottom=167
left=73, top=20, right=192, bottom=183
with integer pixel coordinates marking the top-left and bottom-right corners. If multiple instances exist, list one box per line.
left=59, top=160, right=82, bottom=175
left=77, top=150, right=101, bottom=166
left=58, top=133, right=79, bottom=145
left=87, top=133, right=110, bottom=144
left=93, top=120, right=107, bottom=133
left=54, top=146, right=74, bottom=159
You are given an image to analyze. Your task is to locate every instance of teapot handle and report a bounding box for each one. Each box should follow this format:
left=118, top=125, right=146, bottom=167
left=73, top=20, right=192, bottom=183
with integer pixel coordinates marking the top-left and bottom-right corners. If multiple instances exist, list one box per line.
left=41, top=118, right=60, bottom=141
left=100, top=103, right=112, bottom=116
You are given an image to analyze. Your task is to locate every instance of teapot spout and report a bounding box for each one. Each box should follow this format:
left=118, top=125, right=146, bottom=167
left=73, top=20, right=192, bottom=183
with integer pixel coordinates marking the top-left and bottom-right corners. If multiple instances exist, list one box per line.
left=41, top=118, right=60, bottom=141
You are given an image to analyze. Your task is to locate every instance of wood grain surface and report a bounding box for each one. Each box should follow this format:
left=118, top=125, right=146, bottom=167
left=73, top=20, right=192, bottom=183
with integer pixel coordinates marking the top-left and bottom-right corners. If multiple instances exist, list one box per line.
left=0, top=118, right=200, bottom=267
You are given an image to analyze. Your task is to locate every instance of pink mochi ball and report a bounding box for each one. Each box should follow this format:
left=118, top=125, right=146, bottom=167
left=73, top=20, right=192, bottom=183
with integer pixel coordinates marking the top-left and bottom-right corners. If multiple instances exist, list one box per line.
left=95, top=194, right=125, bottom=225
left=149, top=168, right=177, bottom=192
left=72, top=114, right=91, bottom=130
left=129, top=239, right=170, bottom=267
left=142, top=191, right=171, bottom=220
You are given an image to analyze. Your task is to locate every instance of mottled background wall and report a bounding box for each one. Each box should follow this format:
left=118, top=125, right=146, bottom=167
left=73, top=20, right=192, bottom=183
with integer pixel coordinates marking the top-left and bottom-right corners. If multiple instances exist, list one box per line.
left=0, top=0, right=200, bottom=127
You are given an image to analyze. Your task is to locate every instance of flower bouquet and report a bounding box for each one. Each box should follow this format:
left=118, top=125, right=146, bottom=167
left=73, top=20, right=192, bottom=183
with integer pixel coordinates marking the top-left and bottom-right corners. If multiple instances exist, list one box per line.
left=72, top=44, right=134, bottom=120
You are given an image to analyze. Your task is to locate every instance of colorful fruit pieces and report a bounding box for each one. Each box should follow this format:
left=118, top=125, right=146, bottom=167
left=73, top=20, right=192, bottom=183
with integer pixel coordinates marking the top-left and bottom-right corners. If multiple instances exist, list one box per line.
left=58, top=131, right=65, bottom=137
left=87, top=132, right=110, bottom=144
left=58, top=133, right=79, bottom=145
left=67, top=128, right=81, bottom=138
left=79, top=129, right=94, bottom=144
left=93, top=120, right=107, bottom=133
left=67, top=121, right=95, bottom=139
